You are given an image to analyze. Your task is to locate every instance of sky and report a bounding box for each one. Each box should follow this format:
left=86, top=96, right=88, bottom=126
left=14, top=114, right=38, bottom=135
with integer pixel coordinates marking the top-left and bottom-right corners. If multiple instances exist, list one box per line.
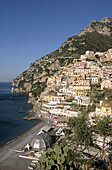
left=0, top=0, right=112, bottom=82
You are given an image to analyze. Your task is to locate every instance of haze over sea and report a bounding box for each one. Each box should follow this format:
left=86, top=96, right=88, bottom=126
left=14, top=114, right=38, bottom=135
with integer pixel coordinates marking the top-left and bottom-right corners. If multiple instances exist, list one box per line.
left=0, top=82, right=39, bottom=147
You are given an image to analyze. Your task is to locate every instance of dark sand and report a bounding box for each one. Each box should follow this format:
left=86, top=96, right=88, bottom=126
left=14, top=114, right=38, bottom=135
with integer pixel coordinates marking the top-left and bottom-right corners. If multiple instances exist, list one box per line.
left=0, top=121, right=50, bottom=170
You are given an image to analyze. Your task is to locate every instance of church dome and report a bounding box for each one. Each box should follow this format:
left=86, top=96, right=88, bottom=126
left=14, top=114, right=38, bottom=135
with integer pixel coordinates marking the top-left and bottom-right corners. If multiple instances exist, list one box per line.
left=102, top=96, right=112, bottom=107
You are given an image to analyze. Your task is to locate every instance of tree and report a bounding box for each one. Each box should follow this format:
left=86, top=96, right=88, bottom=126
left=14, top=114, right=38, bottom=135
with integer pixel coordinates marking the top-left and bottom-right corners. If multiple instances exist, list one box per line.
left=36, top=144, right=95, bottom=170
left=93, top=116, right=112, bottom=169
left=38, top=66, right=43, bottom=74
left=68, top=111, right=112, bottom=170
left=68, top=110, right=94, bottom=147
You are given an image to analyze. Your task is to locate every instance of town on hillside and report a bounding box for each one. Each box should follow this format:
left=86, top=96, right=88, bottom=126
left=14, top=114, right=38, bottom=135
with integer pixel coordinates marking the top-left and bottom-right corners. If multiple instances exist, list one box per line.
left=30, top=48, right=112, bottom=123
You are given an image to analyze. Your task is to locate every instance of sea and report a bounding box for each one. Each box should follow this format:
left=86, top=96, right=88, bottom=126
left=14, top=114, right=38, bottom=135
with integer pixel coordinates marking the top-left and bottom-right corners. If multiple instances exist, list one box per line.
left=0, top=82, right=39, bottom=147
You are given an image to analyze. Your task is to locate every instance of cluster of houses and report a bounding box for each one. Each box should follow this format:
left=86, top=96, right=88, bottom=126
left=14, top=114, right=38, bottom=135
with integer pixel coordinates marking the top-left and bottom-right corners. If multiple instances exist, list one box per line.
left=37, top=49, right=112, bottom=122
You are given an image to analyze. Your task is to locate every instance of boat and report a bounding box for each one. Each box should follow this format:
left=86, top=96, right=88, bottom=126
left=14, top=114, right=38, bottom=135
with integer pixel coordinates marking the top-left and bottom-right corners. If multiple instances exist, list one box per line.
left=19, top=155, right=39, bottom=160
left=28, top=166, right=34, bottom=170
left=14, top=148, right=25, bottom=153
left=19, top=110, right=29, bottom=113
left=32, top=160, right=39, bottom=163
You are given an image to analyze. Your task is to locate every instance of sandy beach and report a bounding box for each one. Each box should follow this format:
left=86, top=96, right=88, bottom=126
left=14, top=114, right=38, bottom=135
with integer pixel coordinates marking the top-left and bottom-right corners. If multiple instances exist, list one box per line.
left=0, top=121, right=50, bottom=170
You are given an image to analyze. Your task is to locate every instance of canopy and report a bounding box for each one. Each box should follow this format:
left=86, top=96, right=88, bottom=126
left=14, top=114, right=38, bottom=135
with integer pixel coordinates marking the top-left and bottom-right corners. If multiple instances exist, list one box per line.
left=31, top=132, right=52, bottom=151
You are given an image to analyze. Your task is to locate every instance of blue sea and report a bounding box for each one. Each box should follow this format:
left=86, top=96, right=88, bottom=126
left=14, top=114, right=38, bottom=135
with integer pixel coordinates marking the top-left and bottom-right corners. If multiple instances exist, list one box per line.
left=0, top=82, right=39, bottom=147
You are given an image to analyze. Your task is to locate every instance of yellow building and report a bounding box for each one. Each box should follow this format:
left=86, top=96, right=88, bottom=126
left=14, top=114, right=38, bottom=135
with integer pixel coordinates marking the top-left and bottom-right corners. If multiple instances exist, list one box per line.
left=72, top=73, right=86, bottom=81
left=73, top=85, right=91, bottom=96
left=101, top=96, right=112, bottom=116
left=40, top=95, right=50, bottom=102
left=73, top=80, right=90, bottom=86
left=90, top=96, right=112, bottom=124
left=101, top=80, right=112, bottom=90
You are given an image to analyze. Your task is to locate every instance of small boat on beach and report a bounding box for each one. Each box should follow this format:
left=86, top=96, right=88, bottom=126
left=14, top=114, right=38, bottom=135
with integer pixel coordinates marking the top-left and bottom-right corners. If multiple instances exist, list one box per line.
left=28, top=166, right=34, bottom=170
left=14, top=148, right=25, bottom=153
left=32, top=160, right=39, bottom=163
left=19, top=154, right=39, bottom=160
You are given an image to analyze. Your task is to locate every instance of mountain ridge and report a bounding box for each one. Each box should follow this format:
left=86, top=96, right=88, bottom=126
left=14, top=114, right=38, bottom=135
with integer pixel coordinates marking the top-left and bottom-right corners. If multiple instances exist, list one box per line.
left=78, top=16, right=112, bottom=37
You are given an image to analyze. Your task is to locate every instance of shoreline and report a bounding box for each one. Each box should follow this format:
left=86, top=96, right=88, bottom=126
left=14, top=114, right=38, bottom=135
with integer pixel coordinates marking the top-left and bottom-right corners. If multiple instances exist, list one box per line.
left=0, top=119, right=41, bottom=150
left=0, top=120, right=52, bottom=170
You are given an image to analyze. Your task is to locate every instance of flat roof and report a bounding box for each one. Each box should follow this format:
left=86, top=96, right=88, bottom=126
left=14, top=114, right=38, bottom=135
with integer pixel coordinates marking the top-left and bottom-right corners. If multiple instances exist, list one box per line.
left=40, top=125, right=51, bottom=132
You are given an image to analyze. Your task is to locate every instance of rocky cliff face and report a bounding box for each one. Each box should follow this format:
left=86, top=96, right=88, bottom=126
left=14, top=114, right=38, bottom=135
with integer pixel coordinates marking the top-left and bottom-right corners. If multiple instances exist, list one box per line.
left=12, top=17, right=112, bottom=100
left=78, top=17, right=112, bottom=37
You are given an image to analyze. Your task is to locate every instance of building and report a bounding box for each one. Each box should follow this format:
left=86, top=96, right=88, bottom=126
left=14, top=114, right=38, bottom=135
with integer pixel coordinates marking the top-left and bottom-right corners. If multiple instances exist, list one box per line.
left=73, top=96, right=90, bottom=106
left=101, top=80, right=112, bottom=90
left=73, top=85, right=91, bottom=96
left=59, top=88, right=74, bottom=96
left=91, top=76, right=99, bottom=84
left=49, top=95, right=64, bottom=104
left=86, top=51, right=94, bottom=56
left=90, top=96, right=112, bottom=124
left=49, top=108, right=78, bottom=118
left=74, top=68, right=91, bottom=74
left=101, top=96, right=112, bottom=116
left=73, top=80, right=90, bottom=86
left=31, top=132, right=52, bottom=151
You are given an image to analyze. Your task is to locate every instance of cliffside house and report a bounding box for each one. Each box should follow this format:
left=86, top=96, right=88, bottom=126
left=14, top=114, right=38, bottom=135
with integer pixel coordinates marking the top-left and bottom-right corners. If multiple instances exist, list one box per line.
left=73, top=85, right=91, bottom=96
left=49, top=95, right=64, bottom=104
left=72, top=79, right=91, bottom=96
left=101, top=80, right=112, bottom=90
left=49, top=108, right=78, bottom=118
left=90, top=96, right=112, bottom=124
left=73, top=96, right=90, bottom=106
left=91, top=76, right=99, bottom=84
left=73, top=80, right=90, bottom=86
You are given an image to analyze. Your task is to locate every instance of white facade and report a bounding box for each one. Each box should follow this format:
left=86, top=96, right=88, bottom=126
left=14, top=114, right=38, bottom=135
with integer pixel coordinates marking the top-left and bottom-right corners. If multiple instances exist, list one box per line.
left=50, top=96, right=64, bottom=104
left=91, top=77, right=99, bottom=84
left=49, top=108, right=78, bottom=118
left=73, top=96, right=90, bottom=106
left=85, top=51, right=94, bottom=56
left=74, top=68, right=91, bottom=74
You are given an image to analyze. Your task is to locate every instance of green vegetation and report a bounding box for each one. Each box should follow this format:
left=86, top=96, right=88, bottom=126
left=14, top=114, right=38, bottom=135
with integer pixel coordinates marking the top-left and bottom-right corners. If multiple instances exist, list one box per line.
left=36, top=110, right=112, bottom=169
left=91, top=87, right=112, bottom=103
left=68, top=111, right=112, bottom=170
left=48, top=49, right=60, bottom=58
left=45, top=68, right=50, bottom=75
left=18, top=80, right=25, bottom=88
left=63, top=32, right=112, bottom=56
left=37, top=143, right=95, bottom=170
left=23, top=70, right=27, bottom=76
left=38, top=66, right=43, bottom=74
left=37, top=144, right=77, bottom=169
left=67, top=58, right=74, bottom=65
left=68, top=110, right=93, bottom=147
left=32, top=81, right=47, bottom=98
left=104, top=89, right=112, bottom=101
left=58, top=58, right=66, bottom=67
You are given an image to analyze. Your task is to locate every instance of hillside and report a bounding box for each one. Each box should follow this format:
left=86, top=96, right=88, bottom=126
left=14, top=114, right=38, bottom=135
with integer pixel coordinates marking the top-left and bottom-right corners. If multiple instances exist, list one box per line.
left=12, top=17, right=112, bottom=98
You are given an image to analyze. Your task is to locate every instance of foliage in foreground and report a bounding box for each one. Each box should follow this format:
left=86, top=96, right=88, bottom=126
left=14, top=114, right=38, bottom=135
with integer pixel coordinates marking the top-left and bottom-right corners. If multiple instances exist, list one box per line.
left=68, top=111, right=112, bottom=170
left=36, top=144, right=96, bottom=170
left=35, top=110, right=112, bottom=170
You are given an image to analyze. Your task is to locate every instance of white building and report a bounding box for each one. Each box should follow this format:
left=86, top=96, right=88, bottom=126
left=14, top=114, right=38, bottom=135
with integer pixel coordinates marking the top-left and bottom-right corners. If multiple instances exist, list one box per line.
left=91, top=77, right=99, bottom=84
left=85, top=51, right=94, bottom=56
left=73, top=96, right=90, bottom=106
left=49, top=96, right=64, bottom=104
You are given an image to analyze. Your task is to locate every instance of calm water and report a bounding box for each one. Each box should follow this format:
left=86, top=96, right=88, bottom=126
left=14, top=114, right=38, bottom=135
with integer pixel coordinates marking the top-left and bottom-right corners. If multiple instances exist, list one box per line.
left=0, top=82, right=39, bottom=147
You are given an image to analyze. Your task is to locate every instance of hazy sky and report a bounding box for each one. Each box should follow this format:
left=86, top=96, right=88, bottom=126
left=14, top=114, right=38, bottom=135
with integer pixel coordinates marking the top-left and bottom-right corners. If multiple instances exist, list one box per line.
left=0, top=0, right=112, bottom=82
